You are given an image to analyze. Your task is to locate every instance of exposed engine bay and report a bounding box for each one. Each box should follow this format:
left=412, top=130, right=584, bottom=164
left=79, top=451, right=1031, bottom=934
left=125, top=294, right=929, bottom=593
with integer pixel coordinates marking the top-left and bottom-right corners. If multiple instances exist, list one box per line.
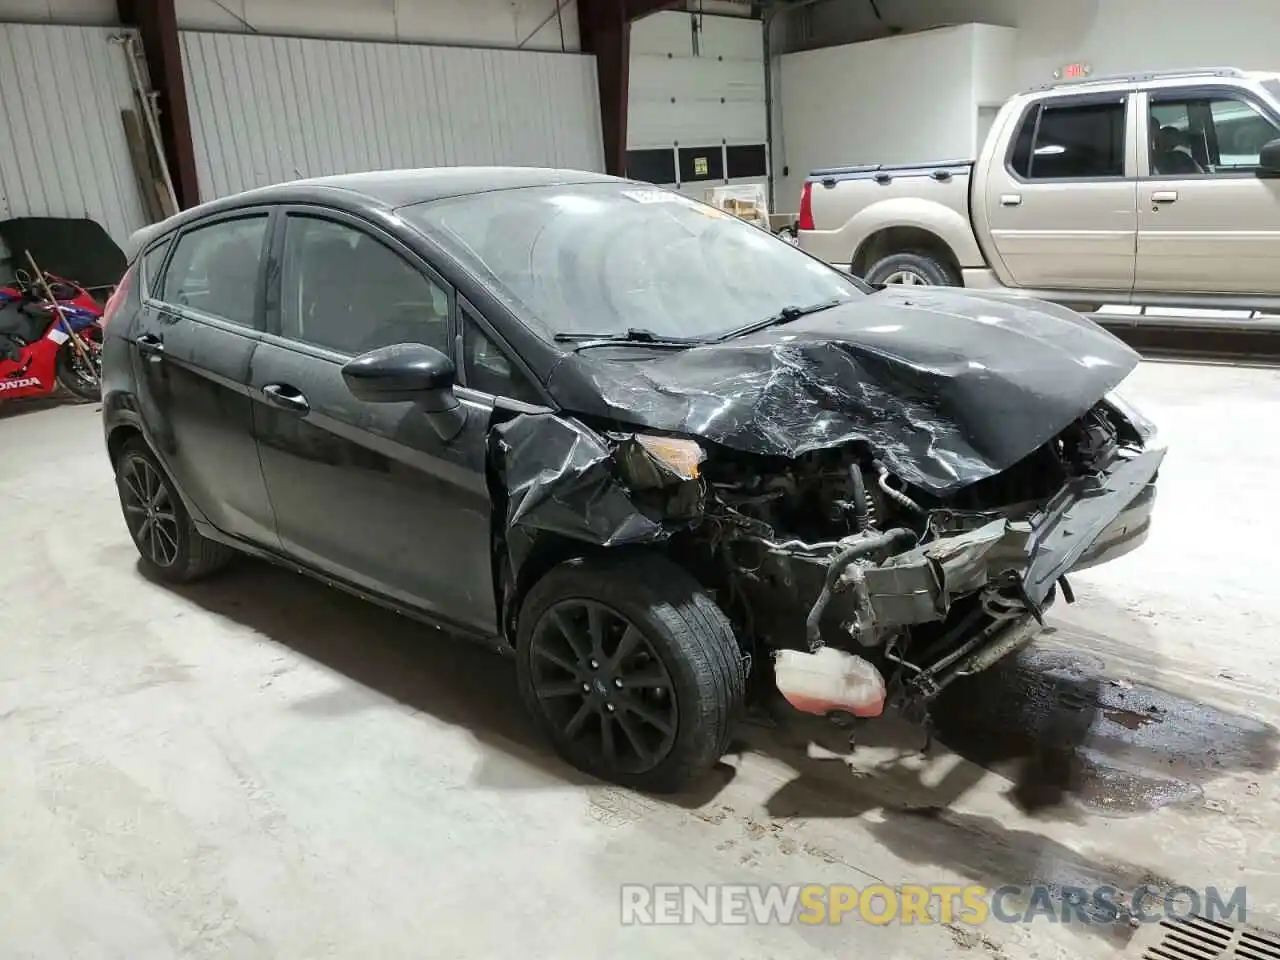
left=596, top=396, right=1163, bottom=721
left=490, top=280, right=1170, bottom=729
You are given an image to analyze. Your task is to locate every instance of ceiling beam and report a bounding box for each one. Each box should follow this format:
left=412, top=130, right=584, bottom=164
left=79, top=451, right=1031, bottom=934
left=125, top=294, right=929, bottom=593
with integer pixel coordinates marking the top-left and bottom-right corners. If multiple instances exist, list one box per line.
left=117, top=0, right=200, bottom=210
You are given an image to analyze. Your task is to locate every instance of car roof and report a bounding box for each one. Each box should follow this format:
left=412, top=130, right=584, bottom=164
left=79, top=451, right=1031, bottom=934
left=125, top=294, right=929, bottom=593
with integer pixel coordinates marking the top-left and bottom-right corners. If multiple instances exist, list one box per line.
left=294, top=166, right=624, bottom=206
left=126, top=166, right=626, bottom=257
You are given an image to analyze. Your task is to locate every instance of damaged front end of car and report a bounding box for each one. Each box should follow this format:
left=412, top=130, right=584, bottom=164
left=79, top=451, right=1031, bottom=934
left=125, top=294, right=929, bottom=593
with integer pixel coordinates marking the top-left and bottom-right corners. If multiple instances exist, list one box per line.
left=493, top=388, right=1163, bottom=723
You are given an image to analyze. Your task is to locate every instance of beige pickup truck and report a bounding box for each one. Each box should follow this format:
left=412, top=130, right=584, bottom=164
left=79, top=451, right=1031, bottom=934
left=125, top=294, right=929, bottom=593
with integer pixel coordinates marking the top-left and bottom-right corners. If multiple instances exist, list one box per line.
left=797, top=67, right=1280, bottom=312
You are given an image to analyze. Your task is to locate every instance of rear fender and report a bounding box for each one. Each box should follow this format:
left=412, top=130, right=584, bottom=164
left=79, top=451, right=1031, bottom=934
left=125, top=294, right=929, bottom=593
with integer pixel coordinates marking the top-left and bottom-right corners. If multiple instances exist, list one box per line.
left=848, top=197, right=984, bottom=270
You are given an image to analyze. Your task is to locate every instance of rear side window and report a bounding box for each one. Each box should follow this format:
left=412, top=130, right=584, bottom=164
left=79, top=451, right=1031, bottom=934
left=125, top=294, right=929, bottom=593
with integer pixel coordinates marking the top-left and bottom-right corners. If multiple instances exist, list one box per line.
left=1010, top=98, right=1126, bottom=180
left=161, top=215, right=269, bottom=327
left=139, top=238, right=172, bottom=299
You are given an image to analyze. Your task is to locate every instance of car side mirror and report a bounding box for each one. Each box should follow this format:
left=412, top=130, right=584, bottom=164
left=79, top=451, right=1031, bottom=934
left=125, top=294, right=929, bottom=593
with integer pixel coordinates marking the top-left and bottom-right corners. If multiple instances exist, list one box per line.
left=342, top=342, right=466, bottom=440
left=1258, top=137, right=1280, bottom=177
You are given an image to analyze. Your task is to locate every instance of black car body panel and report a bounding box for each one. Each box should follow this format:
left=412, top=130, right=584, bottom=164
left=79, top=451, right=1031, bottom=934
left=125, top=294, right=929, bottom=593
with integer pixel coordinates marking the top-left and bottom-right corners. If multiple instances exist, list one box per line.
left=248, top=337, right=499, bottom=632
left=548, top=286, right=1140, bottom=495
left=493, top=412, right=671, bottom=569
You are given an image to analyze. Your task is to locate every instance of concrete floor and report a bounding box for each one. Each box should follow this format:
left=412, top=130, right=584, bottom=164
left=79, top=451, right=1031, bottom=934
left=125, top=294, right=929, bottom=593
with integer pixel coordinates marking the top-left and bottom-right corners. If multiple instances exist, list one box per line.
left=3, top=361, right=1278, bottom=959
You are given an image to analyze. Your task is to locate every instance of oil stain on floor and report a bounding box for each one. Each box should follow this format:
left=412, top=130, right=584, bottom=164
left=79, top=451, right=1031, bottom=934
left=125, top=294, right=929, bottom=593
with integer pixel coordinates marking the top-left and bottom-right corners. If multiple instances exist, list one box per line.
left=928, top=645, right=1280, bottom=817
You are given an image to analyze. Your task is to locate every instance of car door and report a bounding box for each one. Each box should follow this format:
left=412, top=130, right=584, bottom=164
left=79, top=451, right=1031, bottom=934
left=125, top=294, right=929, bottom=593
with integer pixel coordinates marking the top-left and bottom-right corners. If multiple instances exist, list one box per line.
left=129, top=208, right=280, bottom=549
left=1136, top=86, right=1280, bottom=295
left=984, top=92, right=1138, bottom=292
left=249, top=208, right=498, bottom=634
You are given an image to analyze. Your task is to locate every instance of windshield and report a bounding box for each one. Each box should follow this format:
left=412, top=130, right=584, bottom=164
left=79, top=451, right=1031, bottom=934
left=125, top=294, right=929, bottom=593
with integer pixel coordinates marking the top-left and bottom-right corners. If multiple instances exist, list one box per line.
left=401, top=183, right=865, bottom=341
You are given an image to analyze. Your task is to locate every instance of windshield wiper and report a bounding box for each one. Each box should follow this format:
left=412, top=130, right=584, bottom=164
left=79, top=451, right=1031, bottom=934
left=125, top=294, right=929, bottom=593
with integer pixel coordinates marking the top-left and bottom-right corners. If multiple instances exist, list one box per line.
left=553, top=328, right=705, bottom=350
left=715, top=298, right=846, bottom=341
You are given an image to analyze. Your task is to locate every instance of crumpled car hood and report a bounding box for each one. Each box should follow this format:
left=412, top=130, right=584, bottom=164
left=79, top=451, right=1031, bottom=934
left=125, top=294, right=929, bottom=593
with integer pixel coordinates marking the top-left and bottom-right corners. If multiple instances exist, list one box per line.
left=547, top=287, right=1140, bottom=495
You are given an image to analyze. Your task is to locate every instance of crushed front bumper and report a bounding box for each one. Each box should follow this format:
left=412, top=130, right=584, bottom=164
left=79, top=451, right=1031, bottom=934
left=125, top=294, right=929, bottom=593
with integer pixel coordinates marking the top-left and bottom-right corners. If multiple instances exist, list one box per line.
left=858, top=446, right=1165, bottom=627
left=794, top=448, right=1165, bottom=705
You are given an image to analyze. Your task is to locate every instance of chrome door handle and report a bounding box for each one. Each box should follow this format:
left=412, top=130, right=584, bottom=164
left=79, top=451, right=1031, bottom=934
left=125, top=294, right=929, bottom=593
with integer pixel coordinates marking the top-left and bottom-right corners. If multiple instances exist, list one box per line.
left=262, top=383, right=310, bottom=415
left=1000, top=194, right=1023, bottom=206
left=1151, top=190, right=1179, bottom=203
left=136, top=332, right=164, bottom=356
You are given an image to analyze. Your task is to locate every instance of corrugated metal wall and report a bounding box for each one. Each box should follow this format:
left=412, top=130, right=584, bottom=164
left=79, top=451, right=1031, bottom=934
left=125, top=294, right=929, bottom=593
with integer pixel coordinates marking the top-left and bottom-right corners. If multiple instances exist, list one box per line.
left=0, top=23, right=149, bottom=247
left=180, top=31, right=604, bottom=200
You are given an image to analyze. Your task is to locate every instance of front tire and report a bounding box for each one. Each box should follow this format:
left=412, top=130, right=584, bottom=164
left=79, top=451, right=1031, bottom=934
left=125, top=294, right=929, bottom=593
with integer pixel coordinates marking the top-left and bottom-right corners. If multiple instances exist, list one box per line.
left=516, top=553, right=746, bottom=793
left=115, top=439, right=234, bottom=583
left=865, top=250, right=959, bottom=287
left=55, top=336, right=101, bottom=402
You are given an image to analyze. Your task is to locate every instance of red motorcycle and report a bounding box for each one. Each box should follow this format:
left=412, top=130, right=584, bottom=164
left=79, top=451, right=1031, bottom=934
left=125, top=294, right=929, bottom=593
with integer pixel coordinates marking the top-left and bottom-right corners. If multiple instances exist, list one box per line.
left=0, top=272, right=105, bottom=402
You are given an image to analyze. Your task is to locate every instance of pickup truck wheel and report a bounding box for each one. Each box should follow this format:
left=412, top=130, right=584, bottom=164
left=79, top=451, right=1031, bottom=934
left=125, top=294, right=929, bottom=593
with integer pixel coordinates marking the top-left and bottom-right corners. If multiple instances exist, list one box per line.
left=865, top=251, right=958, bottom=287
left=516, top=553, right=746, bottom=793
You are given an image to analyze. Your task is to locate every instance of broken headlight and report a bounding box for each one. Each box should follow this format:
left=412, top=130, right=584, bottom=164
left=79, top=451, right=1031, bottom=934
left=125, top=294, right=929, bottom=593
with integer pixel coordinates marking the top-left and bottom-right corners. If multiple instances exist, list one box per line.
left=617, top=433, right=706, bottom=489
left=634, top=434, right=705, bottom=479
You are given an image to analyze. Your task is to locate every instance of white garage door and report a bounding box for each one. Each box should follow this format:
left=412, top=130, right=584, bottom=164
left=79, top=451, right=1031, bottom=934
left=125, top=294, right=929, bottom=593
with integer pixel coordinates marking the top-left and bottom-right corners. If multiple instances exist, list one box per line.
left=0, top=23, right=149, bottom=247
left=180, top=31, right=604, bottom=200
left=626, top=11, right=767, bottom=199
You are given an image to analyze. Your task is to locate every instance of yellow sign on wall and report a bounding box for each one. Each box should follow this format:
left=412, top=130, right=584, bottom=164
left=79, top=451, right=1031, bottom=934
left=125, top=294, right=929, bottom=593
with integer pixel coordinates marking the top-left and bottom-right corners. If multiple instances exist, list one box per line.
left=693, top=156, right=708, bottom=177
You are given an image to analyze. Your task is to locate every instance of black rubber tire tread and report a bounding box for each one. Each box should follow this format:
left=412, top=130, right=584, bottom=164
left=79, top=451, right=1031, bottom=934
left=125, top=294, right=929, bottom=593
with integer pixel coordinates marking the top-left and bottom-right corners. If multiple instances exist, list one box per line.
left=864, top=250, right=959, bottom=287
left=516, top=552, right=746, bottom=793
left=117, top=438, right=235, bottom=583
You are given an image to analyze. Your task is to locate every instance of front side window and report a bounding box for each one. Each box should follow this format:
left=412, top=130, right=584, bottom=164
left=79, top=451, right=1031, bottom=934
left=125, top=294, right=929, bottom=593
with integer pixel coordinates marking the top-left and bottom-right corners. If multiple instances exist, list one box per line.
left=1150, top=94, right=1280, bottom=174
left=1010, top=99, right=1126, bottom=180
left=279, top=216, right=451, bottom=356
left=461, top=313, right=540, bottom=405
left=161, top=215, right=269, bottom=326
left=402, top=183, right=862, bottom=342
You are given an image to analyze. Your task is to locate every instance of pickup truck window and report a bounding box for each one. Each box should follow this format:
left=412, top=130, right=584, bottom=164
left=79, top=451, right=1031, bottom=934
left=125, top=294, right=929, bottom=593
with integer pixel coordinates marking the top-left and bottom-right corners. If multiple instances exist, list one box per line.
left=1009, top=100, right=1126, bottom=180
left=1149, top=94, right=1280, bottom=174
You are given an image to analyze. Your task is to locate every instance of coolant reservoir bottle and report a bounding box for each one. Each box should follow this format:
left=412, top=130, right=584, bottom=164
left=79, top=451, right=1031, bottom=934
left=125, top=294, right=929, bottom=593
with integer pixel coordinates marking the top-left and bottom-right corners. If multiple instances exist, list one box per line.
left=774, top=648, right=886, bottom=718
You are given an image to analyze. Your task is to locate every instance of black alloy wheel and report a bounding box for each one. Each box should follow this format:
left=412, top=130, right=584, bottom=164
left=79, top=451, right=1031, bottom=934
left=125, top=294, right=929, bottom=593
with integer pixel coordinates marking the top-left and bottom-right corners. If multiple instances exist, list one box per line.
left=517, top=554, right=745, bottom=791
left=528, top=599, right=678, bottom=776
left=119, top=452, right=181, bottom=569
left=113, top=439, right=235, bottom=582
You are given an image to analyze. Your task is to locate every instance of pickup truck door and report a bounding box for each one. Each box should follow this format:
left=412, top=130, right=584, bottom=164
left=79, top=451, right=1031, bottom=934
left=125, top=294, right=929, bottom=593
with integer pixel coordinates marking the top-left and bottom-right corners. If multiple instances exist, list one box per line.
left=984, top=92, right=1137, bottom=293
left=1135, top=87, right=1280, bottom=296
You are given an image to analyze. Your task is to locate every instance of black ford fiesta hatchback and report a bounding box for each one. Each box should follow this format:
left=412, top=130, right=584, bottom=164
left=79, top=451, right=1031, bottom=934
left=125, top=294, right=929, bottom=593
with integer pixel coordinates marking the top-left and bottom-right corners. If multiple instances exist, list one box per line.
left=102, top=167, right=1161, bottom=791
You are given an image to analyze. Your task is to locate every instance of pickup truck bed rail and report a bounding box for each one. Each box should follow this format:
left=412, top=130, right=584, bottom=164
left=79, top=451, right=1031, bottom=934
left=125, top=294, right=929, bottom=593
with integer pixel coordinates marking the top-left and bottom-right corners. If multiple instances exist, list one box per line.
left=807, top=160, right=973, bottom=186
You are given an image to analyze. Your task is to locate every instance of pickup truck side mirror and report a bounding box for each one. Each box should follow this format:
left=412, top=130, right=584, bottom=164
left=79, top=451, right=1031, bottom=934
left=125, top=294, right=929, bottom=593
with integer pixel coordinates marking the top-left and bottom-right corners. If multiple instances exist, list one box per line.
left=1258, top=138, right=1280, bottom=177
